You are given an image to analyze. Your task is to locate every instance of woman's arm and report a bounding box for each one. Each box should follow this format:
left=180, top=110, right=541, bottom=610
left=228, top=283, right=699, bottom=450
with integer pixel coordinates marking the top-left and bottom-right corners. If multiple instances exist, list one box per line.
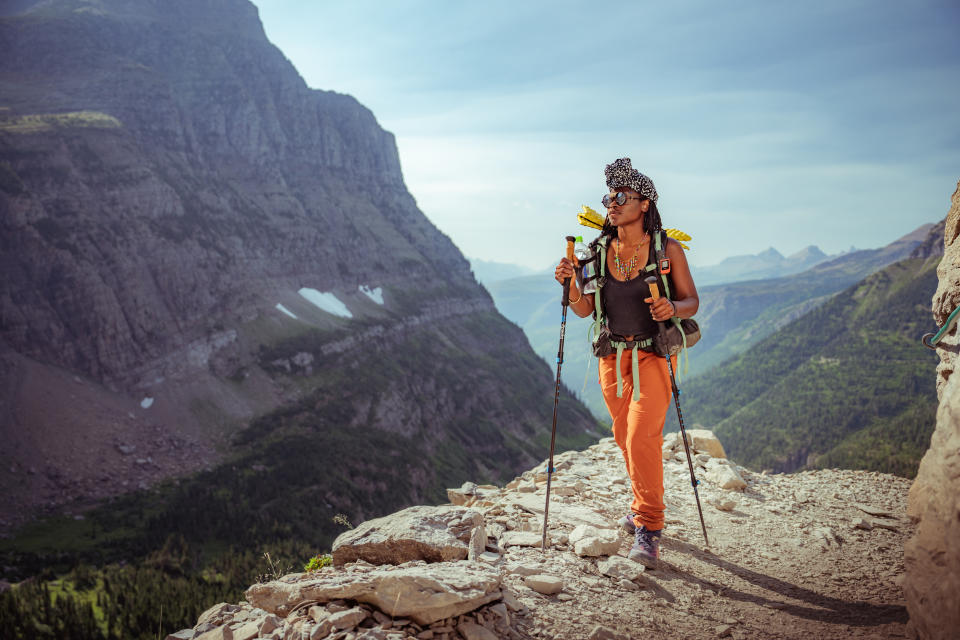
left=645, top=238, right=699, bottom=322
left=554, top=257, right=596, bottom=318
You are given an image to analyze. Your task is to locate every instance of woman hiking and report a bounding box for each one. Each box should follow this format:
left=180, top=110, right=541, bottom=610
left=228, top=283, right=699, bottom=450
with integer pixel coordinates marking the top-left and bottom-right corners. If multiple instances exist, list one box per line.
left=554, top=157, right=699, bottom=567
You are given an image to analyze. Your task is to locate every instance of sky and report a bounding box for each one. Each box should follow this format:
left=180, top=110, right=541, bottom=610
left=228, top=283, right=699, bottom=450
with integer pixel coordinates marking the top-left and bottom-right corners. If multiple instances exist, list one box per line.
left=251, top=0, right=960, bottom=269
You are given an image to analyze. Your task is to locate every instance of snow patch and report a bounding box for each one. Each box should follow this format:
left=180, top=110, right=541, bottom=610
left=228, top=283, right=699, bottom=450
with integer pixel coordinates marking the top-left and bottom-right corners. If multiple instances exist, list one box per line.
left=298, top=288, right=352, bottom=318
left=275, top=303, right=298, bottom=319
left=140, top=397, right=154, bottom=409
left=359, top=285, right=384, bottom=305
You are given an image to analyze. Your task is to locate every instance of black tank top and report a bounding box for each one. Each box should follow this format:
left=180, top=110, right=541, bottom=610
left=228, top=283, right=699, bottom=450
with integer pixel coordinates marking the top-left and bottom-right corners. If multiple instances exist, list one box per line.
left=602, top=275, right=659, bottom=338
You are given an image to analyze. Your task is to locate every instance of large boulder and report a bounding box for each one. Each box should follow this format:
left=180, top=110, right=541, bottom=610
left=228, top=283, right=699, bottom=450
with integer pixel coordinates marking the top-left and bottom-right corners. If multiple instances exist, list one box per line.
left=905, top=179, right=960, bottom=640
left=332, top=505, right=483, bottom=566
left=245, top=561, right=502, bottom=625
left=687, top=429, right=727, bottom=459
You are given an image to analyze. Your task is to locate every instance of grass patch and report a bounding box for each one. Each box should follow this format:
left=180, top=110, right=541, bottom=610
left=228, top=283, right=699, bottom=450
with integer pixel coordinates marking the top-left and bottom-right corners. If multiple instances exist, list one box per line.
left=0, top=111, right=122, bottom=134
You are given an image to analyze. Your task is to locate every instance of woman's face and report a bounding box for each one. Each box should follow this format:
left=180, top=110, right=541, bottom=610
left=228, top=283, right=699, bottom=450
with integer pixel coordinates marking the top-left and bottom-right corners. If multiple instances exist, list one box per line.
left=605, top=186, right=649, bottom=228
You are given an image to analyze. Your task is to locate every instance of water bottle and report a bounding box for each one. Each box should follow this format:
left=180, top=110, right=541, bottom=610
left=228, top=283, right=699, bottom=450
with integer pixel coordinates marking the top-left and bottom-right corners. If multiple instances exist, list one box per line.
left=574, top=236, right=598, bottom=294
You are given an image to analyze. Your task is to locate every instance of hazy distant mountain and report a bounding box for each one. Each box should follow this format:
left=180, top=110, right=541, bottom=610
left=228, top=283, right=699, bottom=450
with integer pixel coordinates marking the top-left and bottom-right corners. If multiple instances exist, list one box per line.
left=469, top=258, right=540, bottom=286
left=691, top=245, right=835, bottom=286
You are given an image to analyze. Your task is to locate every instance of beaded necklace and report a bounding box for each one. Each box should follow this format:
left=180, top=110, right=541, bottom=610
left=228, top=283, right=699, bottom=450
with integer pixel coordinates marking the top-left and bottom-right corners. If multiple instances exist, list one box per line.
left=613, top=234, right=648, bottom=280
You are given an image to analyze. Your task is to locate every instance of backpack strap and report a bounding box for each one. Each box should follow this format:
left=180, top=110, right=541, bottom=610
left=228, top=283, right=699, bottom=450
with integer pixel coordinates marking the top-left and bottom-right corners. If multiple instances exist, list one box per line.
left=588, top=237, right=609, bottom=347
left=589, top=235, right=656, bottom=401
left=653, top=230, right=690, bottom=378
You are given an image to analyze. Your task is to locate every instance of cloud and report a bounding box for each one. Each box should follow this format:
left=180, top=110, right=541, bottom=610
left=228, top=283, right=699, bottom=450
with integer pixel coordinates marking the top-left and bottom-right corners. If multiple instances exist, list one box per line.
left=253, top=0, right=960, bottom=270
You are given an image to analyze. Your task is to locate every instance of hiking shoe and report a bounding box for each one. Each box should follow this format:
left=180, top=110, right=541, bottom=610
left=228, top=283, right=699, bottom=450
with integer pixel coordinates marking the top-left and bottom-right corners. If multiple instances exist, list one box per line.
left=619, top=513, right=637, bottom=535
left=628, top=526, right=662, bottom=568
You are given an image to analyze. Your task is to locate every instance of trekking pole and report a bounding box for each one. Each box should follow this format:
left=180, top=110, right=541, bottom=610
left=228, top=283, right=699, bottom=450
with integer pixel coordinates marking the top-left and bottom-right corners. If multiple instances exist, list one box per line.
left=645, top=276, right=710, bottom=547
left=543, top=236, right=576, bottom=552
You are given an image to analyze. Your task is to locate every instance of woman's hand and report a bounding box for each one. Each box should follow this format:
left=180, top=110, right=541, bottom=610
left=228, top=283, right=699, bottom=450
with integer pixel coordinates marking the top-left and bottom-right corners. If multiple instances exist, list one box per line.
left=644, top=296, right=675, bottom=322
left=555, top=258, right=576, bottom=285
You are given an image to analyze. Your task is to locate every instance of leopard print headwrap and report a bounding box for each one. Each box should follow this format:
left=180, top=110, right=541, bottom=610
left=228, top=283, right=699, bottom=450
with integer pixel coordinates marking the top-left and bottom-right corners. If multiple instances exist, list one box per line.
left=604, top=157, right=658, bottom=204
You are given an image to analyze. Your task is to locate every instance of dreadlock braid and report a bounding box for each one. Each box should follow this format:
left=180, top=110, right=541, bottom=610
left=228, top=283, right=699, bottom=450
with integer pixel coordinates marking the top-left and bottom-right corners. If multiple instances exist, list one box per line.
left=645, top=201, right=663, bottom=236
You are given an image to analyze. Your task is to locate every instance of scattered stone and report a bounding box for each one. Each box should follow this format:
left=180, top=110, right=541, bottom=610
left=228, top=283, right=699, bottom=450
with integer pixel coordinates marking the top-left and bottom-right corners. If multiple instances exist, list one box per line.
left=197, top=603, right=236, bottom=627
left=500, top=531, right=544, bottom=548
left=195, top=626, right=232, bottom=640
left=812, top=526, right=843, bottom=549
left=569, top=525, right=620, bottom=557
left=687, top=429, right=727, bottom=459
left=330, top=607, right=368, bottom=630
left=231, top=621, right=260, bottom=640
left=715, top=624, right=734, bottom=637
left=618, top=579, right=639, bottom=591
left=855, top=503, right=894, bottom=518
left=523, top=574, right=563, bottom=595
left=705, top=465, right=747, bottom=491
left=477, top=551, right=500, bottom=564
left=468, top=523, right=487, bottom=561
left=588, top=625, right=630, bottom=640
left=505, top=562, right=541, bottom=576
left=597, top=557, right=645, bottom=582
left=870, top=518, right=900, bottom=532
left=165, top=630, right=196, bottom=640
left=447, top=482, right=477, bottom=506
left=852, top=517, right=873, bottom=530
left=711, top=498, right=737, bottom=512
left=500, top=589, right=524, bottom=613
left=456, top=621, right=498, bottom=640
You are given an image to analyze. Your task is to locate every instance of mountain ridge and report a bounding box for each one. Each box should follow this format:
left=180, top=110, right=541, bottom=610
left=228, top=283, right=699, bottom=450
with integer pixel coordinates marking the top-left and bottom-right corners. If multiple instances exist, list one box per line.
left=667, top=222, right=945, bottom=477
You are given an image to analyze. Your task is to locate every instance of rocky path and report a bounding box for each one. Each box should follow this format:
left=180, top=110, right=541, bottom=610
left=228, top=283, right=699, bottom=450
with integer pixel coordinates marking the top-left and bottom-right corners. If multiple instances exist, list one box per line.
left=178, top=434, right=914, bottom=640
left=493, top=437, right=912, bottom=640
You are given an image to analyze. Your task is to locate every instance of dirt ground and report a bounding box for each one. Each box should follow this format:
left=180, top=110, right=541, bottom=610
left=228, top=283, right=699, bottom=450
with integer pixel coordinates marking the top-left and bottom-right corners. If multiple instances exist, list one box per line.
left=492, top=437, right=912, bottom=640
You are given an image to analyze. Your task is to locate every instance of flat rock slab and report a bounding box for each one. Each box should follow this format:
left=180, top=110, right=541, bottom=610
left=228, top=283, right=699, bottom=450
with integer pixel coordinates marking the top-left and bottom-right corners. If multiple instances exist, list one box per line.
left=500, top=531, right=545, bottom=548
left=507, top=493, right=610, bottom=529
left=332, top=505, right=483, bottom=566
left=245, top=561, right=501, bottom=625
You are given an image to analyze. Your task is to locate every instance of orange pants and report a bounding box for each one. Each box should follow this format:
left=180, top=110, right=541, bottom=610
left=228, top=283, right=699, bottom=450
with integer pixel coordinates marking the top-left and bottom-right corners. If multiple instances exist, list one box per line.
left=599, top=349, right=674, bottom=531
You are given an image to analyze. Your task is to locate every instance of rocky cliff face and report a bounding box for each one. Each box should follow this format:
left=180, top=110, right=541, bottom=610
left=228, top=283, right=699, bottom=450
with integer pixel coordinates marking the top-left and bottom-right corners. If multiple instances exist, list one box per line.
left=905, top=179, right=960, bottom=640
left=0, top=0, right=596, bottom=531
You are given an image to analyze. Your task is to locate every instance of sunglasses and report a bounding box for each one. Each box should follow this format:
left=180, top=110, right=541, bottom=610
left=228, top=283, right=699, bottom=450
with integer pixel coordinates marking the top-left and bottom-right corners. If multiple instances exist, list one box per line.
left=602, top=192, right=644, bottom=208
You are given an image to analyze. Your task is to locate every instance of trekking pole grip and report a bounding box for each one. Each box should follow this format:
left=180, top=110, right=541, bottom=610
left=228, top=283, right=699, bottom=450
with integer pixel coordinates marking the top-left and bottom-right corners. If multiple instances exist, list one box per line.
left=644, top=275, right=660, bottom=301
left=562, top=236, right=575, bottom=307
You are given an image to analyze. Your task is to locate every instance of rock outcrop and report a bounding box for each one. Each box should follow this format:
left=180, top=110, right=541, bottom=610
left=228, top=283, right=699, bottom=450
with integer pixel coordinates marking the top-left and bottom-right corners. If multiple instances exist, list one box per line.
left=167, top=433, right=915, bottom=640
left=905, top=179, right=960, bottom=639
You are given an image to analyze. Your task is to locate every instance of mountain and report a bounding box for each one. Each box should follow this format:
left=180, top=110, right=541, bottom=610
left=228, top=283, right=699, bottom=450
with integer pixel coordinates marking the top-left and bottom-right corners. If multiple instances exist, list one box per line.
left=692, top=222, right=935, bottom=375
left=691, top=245, right=833, bottom=287
left=468, top=258, right=540, bottom=286
left=486, top=223, right=935, bottom=420
left=666, top=223, right=944, bottom=477
left=0, top=0, right=598, bottom=546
